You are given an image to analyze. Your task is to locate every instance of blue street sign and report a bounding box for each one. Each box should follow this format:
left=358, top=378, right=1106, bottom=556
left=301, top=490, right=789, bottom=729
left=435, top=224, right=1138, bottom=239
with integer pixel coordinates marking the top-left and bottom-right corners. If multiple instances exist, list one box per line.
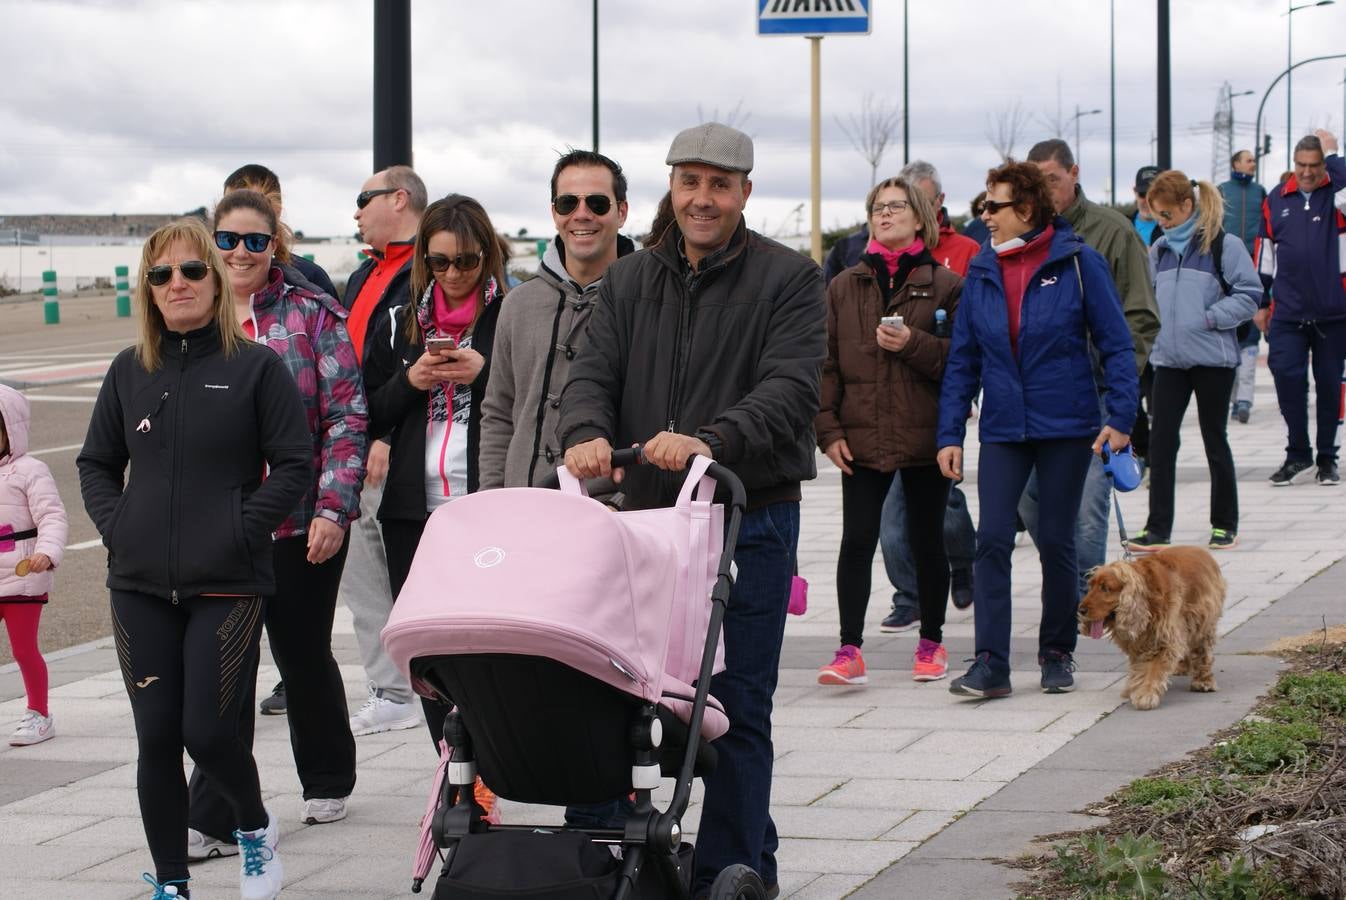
left=758, top=0, right=871, bottom=36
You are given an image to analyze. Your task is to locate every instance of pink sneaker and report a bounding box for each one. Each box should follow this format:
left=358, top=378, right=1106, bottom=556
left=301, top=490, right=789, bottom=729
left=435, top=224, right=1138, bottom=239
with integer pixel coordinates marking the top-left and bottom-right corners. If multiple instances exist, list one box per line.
left=818, top=645, right=867, bottom=685
left=912, top=639, right=948, bottom=682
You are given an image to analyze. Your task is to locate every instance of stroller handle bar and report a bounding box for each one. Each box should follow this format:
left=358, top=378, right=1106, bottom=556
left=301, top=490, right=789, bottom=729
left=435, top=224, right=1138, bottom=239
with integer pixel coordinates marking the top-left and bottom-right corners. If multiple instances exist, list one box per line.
left=536, top=444, right=748, bottom=511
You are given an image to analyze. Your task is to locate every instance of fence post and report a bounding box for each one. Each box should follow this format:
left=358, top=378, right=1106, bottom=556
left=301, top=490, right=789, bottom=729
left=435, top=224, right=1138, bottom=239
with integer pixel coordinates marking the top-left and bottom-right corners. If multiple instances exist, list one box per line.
left=115, top=265, right=131, bottom=317
left=42, top=270, right=59, bottom=324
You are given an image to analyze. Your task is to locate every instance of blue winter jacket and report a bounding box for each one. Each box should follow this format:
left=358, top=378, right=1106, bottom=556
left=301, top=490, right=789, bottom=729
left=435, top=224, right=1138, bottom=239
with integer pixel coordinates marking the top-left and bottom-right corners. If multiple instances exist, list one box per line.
left=937, top=218, right=1138, bottom=448
left=1148, top=232, right=1260, bottom=370
left=1256, top=153, right=1346, bottom=322
left=1218, top=176, right=1267, bottom=257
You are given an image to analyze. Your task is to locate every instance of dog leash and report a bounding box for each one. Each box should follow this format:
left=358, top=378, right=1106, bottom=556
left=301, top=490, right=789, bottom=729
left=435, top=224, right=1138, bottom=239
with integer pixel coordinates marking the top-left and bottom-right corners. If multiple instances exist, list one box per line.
left=1108, top=478, right=1135, bottom=562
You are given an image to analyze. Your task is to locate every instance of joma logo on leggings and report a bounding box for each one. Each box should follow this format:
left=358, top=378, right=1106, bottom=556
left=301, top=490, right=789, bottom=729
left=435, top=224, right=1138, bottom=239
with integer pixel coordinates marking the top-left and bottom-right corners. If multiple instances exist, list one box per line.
left=216, top=600, right=249, bottom=641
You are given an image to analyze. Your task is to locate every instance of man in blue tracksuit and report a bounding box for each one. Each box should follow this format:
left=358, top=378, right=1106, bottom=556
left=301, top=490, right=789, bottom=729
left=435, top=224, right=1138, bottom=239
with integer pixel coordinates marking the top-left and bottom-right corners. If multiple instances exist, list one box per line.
left=1221, top=149, right=1268, bottom=423
left=1253, top=130, right=1346, bottom=486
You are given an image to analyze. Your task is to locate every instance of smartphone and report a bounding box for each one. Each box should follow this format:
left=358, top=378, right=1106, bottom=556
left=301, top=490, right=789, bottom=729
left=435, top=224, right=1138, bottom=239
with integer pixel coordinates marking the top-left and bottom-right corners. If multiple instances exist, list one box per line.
left=880, top=315, right=904, bottom=328
left=425, top=336, right=458, bottom=355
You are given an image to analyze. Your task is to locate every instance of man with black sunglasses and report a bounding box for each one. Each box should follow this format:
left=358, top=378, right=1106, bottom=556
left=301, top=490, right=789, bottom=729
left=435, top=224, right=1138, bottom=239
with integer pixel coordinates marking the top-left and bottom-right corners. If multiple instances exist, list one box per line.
left=480, top=150, right=633, bottom=494
left=560, top=122, right=826, bottom=899
left=340, top=165, right=430, bottom=739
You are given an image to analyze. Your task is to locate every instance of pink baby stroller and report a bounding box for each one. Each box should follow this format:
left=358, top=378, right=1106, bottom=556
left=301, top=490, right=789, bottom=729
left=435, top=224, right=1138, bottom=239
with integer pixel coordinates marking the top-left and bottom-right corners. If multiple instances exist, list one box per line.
left=382, top=449, right=767, bottom=899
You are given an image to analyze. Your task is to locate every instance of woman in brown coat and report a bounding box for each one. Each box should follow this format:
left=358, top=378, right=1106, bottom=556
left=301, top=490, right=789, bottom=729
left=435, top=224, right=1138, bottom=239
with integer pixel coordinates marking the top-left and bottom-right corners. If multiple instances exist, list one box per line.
left=815, top=176, right=963, bottom=686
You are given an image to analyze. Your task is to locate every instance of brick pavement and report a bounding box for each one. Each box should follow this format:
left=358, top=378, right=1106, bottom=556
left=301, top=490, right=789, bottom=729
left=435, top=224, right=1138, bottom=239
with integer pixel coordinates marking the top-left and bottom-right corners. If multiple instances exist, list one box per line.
left=2, top=355, right=1343, bottom=898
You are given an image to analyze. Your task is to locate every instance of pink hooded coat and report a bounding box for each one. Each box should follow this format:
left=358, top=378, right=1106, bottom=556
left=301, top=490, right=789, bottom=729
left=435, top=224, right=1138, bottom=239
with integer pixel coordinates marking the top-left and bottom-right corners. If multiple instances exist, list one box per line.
left=0, top=385, right=68, bottom=601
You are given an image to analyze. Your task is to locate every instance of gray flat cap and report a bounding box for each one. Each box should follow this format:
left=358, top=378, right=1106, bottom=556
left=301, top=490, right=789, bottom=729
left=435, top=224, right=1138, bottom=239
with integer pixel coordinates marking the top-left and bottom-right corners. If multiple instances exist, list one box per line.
left=665, top=122, right=753, bottom=174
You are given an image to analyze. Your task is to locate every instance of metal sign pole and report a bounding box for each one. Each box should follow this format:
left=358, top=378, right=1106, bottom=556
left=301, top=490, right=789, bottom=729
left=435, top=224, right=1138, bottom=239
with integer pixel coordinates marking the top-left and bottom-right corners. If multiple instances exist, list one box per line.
left=810, top=36, right=822, bottom=265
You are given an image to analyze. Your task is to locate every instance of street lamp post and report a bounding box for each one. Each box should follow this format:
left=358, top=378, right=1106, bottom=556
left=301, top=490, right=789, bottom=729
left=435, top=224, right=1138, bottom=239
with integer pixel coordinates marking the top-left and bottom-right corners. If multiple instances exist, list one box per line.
left=1229, top=88, right=1255, bottom=162
left=1070, top=106, right=1103, bottom=172
left=1286, top=0, right=1335, bottom=170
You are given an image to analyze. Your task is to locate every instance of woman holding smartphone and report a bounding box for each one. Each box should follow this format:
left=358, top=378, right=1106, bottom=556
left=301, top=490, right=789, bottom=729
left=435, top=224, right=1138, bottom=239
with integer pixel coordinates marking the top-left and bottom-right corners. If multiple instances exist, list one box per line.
left=363, top=193, right=506, bottom=747
left=815, top=176, right=962, bottom=687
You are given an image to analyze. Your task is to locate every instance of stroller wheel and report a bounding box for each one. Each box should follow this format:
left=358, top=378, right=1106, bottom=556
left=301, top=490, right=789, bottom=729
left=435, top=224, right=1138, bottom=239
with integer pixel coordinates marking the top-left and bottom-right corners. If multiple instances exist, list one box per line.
left=708, top=864, right=768, bottom=899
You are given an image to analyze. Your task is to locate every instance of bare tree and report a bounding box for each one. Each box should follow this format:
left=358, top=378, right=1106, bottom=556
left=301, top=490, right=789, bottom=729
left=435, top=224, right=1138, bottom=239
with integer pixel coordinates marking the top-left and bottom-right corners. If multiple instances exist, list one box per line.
left=697, top=99, right=752, bottom=131
left=835, top=92, right=902, bottom=187
left=985, top=100, right=1031, bottom=161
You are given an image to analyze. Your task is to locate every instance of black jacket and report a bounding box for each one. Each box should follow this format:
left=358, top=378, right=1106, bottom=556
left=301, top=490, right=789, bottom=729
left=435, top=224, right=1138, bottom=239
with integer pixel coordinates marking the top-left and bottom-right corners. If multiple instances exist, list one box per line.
left=558, top=219, right=827, bottom=510
left=364, top=288, right=505, bottom=521
left=77, top=327, right=312, bottom=600
left=342, top=241, right=415, bottom=361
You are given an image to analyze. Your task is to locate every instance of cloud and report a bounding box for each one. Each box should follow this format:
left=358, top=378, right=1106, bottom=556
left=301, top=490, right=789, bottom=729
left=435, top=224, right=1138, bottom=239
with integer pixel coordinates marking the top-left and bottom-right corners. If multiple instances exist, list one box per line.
left=2, top=0, right=1343, bottom=240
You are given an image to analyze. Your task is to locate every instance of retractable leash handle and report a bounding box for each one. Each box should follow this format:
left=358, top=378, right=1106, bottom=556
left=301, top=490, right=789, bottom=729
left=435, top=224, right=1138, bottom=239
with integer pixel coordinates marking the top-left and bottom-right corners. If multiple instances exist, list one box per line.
left=1100, top=445, right=1136, bottom=562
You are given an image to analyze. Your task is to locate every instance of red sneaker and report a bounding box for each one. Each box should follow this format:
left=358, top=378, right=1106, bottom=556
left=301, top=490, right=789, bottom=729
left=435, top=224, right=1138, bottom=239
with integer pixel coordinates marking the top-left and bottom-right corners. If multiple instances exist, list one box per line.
left=817, top=645, right=867, bottom=685
left=912, top=639, right=948, bottom=682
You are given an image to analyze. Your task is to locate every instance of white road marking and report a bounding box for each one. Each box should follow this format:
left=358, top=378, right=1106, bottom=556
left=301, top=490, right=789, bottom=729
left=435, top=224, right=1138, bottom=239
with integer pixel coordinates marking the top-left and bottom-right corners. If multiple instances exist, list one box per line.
left=29, top=442, right=85, bottom=456
left=65, top=539, right=103, bottom=551
left=24, top=395, right=97, bottom=403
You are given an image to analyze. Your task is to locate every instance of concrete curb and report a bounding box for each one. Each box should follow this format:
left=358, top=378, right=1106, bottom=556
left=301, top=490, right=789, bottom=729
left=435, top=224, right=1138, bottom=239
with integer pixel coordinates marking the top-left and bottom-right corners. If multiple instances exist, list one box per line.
left=848, top=557, right=1345, bottom=899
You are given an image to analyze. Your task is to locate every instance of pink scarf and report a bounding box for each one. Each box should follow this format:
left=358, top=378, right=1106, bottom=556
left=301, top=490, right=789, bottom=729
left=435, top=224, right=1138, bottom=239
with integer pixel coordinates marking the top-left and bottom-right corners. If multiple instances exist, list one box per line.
left=865, top=237, right=925, bottom=277
left=431, top=283, right=479, bottom=342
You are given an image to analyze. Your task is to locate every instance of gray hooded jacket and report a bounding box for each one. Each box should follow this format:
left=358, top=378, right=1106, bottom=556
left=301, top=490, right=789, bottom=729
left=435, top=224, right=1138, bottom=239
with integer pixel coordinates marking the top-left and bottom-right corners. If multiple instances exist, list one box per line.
left=478, top=236, right=632, bottom=489
left=1148, top=231, right=1260, bottom=370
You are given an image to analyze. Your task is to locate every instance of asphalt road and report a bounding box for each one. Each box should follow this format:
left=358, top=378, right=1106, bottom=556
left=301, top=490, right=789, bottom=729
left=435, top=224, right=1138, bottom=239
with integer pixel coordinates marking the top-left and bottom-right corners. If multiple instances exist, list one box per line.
left=0, top=291, right=137, bottom=664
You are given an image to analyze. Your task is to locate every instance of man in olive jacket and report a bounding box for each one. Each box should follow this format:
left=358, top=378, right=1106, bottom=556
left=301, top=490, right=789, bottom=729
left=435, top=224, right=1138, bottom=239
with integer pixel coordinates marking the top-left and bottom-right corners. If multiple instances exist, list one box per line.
left=1024, top=139, right=1161, bottom=596
left=560, top=122, right=826, bottom=896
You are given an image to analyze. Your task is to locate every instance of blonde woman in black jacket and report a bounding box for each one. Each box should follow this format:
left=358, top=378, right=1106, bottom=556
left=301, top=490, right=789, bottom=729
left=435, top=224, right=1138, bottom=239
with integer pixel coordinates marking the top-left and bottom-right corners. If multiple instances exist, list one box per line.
left=78, top=218, right=310, bottom=900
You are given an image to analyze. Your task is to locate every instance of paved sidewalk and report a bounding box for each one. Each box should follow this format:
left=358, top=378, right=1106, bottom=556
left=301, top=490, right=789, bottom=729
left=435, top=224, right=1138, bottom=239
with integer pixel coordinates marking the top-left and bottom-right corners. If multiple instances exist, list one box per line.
left=2, top=359, right=1343, bottom=898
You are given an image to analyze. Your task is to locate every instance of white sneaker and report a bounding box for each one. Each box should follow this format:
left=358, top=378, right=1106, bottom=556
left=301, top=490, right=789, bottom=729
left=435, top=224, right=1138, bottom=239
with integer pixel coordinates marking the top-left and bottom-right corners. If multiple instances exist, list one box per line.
left=349, top=683, right=421, bottom=736
left=9, top=709, right=54, bottom=746
left=234, top=810, right=283, bottom=900
left=186, top=826, right=238, bottom=861
left=301, top=796, right=348, bottom=825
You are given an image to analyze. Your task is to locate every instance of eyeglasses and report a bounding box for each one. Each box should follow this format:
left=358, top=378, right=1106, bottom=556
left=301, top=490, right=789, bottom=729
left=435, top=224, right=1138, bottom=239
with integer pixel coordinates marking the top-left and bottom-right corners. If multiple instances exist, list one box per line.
left=356, top=187, right=399, bottom=210
left=425, top=252, right=483, bottom=273
left=214, top=231, right=273, bottom=253
left=145, top=261, right=210, bottom=286
left=982, top=199, right=1017, bottom=214
left=871, top=200, right=911, bottom=216
left=552, top=194, right=614, bottom=216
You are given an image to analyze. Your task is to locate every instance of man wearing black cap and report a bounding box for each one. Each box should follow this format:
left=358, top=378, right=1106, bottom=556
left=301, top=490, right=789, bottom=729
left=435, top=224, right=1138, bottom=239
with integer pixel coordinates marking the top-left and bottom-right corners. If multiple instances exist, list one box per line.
left=560, top=121, right=826, bottom=897
left=1132, top=165, right=1164, bottom=246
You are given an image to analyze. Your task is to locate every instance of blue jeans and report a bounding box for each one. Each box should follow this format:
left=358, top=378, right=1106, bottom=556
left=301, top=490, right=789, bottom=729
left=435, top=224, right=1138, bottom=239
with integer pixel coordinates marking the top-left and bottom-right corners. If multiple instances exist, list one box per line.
left=880, top=479, right=975, bottom=611
left=1018, top=453, right=1111, bottom=599
left=976, top=439, right=1093, bottom=671
left=692, top=501, right=798, bottom=893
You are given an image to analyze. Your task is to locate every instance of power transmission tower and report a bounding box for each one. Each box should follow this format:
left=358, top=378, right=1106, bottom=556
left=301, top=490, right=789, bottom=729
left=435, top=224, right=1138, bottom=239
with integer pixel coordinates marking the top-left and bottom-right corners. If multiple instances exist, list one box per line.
left=1211, top=82, right=1234, bottom=184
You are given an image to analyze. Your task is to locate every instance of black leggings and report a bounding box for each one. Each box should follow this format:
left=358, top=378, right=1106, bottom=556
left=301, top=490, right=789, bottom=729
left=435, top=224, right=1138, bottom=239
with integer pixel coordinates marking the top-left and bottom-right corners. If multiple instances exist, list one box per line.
left=1145, top=365, right=1239, bottom=536
left=112, top=589, right=269, bottom=884
left=189, top=534, right=356, bottom=839
left=837, top=464, right=950, bottom=647
left=383, top=517, right=453, bottom=750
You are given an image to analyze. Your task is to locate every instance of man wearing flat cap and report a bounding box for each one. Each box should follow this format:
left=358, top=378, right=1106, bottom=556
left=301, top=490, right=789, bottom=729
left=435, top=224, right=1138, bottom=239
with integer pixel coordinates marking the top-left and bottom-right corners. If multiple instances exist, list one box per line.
left=560, top=121, right=826, bottom=895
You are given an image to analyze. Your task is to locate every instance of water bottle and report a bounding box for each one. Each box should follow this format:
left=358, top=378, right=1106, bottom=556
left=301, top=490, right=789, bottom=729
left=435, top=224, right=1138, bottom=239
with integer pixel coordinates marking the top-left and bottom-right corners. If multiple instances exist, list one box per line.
left=934, top=308, right=949, bottom=338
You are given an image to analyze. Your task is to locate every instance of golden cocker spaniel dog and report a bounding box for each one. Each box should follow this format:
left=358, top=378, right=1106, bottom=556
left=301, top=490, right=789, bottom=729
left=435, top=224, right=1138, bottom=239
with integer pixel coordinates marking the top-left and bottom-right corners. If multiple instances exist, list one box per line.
left=1078, top=545, right=1225, bottom=710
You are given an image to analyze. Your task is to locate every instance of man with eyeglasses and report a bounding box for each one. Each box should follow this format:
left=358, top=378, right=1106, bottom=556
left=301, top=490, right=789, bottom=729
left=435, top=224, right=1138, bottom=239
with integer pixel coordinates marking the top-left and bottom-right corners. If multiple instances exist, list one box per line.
left=559, top=122, right=826, bottom=899
left=1019, top=139, right=1160, bottom=618
left=479, top=150, right=633, bottom=494
left=340, top=165, right=429, bottom=737
left=1253, top=130, right=1346, bottom=487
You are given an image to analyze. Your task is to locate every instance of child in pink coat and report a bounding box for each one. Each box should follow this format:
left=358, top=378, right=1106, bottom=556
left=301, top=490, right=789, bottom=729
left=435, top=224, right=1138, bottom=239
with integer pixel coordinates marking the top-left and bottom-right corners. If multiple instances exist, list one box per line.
left=0, top=384, right=68, bottom=746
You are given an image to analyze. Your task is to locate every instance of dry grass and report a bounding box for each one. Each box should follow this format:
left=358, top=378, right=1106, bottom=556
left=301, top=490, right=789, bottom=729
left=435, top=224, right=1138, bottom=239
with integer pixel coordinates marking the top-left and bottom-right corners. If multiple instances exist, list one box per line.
left=1009, top=631, right=1346, bottom=899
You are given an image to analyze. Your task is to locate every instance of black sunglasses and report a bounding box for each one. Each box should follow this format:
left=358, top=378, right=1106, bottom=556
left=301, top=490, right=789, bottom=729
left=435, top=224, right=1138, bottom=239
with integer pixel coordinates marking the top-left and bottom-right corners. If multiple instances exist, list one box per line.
left=214, top=231, right=273, bottom=253
left=425, top=252, right=483, bottom=273
left=145, top=261, right=210, bottom=286
left=982, top=199, right=1017, bottom=214
left=552, top=193, right=613, bottom=216
left=356, top=187, right=399, bottom=210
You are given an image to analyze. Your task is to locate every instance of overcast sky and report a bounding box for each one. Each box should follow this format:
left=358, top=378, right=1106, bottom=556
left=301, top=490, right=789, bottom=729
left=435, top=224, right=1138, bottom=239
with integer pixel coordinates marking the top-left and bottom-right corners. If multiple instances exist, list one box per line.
left=2, top=0, right=1344, bottom=240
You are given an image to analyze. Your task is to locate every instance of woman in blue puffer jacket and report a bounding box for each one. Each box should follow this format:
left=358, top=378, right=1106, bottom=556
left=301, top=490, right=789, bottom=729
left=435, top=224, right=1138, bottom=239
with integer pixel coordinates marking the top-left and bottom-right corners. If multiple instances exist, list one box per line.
left=936, top=160, right=1138, bottom=700
left=1127, top=171, right=1259, bottom=553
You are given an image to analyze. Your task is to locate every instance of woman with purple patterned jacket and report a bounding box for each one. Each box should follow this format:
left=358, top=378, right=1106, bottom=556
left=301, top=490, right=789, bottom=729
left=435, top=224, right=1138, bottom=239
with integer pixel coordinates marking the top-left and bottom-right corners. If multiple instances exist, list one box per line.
left=185, top=189, right=369, bottom=859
